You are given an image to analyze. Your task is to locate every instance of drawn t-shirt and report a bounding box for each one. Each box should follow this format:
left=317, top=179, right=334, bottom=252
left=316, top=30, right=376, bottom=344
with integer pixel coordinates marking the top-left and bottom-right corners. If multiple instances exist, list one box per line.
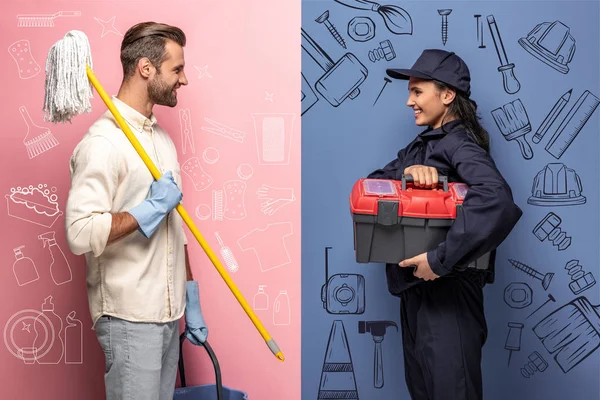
left=237, top=222, right=293, bottom=272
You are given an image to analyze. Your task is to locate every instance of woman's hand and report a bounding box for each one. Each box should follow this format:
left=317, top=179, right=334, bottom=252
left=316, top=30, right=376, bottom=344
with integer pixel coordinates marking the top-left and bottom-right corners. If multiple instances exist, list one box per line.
left=404, top=165, right=439, bottom=188
left=399, top=252, right=440, bottom=281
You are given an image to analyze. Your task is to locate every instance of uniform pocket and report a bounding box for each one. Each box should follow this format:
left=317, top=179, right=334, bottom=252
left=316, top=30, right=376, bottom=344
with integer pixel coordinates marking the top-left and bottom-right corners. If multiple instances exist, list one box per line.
left=95, top=315, right=113, bottom=373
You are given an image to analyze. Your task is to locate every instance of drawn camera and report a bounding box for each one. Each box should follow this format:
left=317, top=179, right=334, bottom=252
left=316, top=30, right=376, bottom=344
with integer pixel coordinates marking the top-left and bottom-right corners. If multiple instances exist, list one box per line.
left=321, top=273, right=365, bottom=314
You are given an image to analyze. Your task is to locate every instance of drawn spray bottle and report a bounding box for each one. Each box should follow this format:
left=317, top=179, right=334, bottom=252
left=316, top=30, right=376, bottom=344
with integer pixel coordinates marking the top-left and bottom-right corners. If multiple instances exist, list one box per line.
left=38, top=231, right=72, bottom=285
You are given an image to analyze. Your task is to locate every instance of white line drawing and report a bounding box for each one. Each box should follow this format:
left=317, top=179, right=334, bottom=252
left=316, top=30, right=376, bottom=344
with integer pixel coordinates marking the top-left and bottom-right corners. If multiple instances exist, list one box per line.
left=39, top=231, right=72, bottom=286
left=237, top=164, right=253, bottom=180
left=4, top=309, right=53, bottom=364
left=94, top=16, right=123, bottom=38
left=273, top=290, right=290, bottom=326
left=195, top=204, right=211, bottom=220
left=12, top=245, right=39, bottom=286
left=64, top=311, right=83, bottom=364
left=8, top=40, right=41, bottom=79
left=20, top=105, right=59, bottom=159
left=194, top=65, right=212, bottom=79
left=215, top=231, right=239, bottom=273
left=265, top=92, right=274, bottom=102
left=202, top=147, right=219, bottom=164
left=33, top=296, right=64, bottom=364
left=254, top=285, right=269, bottom=310
left=16, top=11, right=81, bottom=28
left=179, top=108, right=195, bottom=154
left=212, top=180, right=247, bottom=221
left=237, top=222, right=293, bottom=272
left=182, top=157, right=212, bottom=192
left=251, top=113, right=296, bottom=165
left=201, top=118, right=246, bottom=143
left=256, top=185, right=295, bottom=216
left=6, top=184, right=63, bottom=228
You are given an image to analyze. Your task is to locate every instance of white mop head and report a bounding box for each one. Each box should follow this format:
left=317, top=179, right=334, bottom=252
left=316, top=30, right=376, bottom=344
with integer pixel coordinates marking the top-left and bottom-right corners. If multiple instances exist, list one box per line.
left=43, top=30, right=94, bottom=124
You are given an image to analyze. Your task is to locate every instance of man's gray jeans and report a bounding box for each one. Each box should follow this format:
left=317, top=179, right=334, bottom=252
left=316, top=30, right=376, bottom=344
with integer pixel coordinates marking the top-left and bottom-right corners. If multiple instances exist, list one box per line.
left=95, top=315, right=180, bottom=400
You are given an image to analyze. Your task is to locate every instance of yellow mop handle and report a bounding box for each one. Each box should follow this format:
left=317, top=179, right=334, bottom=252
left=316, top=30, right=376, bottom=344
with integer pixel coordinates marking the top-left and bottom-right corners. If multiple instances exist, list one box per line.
left=85, top=64, right=284, bottom=362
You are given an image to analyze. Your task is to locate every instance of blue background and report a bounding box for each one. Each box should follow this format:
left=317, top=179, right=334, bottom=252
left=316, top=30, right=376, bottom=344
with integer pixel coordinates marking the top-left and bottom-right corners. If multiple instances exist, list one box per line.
left=301, top=1, right=600, bottom=399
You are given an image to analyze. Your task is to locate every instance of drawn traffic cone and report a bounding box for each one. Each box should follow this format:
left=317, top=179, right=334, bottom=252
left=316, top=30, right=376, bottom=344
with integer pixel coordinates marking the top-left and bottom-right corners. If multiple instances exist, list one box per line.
left=318, top=320, right=359, bottom=399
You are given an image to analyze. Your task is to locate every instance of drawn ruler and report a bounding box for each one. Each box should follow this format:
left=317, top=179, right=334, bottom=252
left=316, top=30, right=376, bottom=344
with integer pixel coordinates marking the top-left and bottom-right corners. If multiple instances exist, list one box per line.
left=546, top=90, right=600, bottom=159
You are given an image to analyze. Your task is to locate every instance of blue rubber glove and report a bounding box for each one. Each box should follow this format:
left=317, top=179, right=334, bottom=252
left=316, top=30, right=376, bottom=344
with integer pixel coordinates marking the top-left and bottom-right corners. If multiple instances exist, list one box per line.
left=129, top=171, right=183, bottom=238
left=185, top=280, right=208, bottom=345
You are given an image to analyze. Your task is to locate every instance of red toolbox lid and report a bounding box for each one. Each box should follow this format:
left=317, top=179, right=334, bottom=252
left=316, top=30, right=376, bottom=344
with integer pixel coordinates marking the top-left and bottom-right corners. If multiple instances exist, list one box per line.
left=349, top=177, right=469, bottom=219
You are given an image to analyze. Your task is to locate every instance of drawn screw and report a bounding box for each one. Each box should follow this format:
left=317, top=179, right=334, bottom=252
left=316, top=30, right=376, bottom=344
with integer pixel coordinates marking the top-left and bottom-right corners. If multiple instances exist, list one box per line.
left=526, top=293, right=556, bottom=319
left=533, top=212, right=571, bottom=251
left=508, top=259, right=554, bottom=290
left=565, top=259, right=596, bottom=295
left=521, top=351, right=548, bottom=378
left=474, top=14, right=486, bottom=48
left=438, top=9, right=452, bottom=46
left=315, top=10, right=346, bottom=49
left=373, top=77, right=392, bottom=106
left=368, top=40, right=396, bottom=63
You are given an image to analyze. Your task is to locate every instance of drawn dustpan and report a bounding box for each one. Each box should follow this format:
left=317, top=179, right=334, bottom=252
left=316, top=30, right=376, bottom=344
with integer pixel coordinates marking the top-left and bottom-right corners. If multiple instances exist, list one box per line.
left=42, top=30, right=284, bottom=362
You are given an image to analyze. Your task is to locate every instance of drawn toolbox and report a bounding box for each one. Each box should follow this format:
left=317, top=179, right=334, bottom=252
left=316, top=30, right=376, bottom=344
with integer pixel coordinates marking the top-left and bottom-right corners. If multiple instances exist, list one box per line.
left=349, top=175, right=490, bottom=268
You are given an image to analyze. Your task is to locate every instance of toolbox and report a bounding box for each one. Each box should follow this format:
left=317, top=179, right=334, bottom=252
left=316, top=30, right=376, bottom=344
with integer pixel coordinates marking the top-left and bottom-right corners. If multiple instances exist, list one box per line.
left=349, top=175, right=490, bottom=269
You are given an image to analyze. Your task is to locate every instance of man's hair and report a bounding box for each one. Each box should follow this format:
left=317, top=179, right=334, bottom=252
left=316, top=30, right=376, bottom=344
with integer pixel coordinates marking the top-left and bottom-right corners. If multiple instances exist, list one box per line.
left=120, top=22, right=186, bottom=79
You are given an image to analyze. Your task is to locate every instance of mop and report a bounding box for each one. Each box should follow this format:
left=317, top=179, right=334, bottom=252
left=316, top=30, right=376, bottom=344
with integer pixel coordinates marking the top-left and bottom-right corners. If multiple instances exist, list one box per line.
left=43, top=30, right=284, bottom=362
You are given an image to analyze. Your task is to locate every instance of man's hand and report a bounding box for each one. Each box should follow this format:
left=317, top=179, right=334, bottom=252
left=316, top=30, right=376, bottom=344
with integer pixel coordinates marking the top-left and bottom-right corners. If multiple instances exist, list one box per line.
left=404, top=165, right=439, bottom=188
left=399, top=252, right=440, bottom=281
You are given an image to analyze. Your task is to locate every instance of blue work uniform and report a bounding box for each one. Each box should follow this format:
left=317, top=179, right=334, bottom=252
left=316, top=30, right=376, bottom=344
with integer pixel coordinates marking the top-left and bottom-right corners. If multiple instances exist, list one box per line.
left=367, top=118, right=522, bottom=400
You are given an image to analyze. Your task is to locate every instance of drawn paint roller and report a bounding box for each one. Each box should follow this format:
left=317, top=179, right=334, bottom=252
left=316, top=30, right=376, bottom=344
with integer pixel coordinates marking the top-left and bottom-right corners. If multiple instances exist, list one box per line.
left=301, top=27, right=368, bottom=107
left=545, top=90, right=600, bottom=159
left=533, top=296, right=600, bottom=373
left=487, top=15, right=520, bottom=94
left=358, top=320, right=398, bottom=389
left=491, top=99, right=533, bottom=159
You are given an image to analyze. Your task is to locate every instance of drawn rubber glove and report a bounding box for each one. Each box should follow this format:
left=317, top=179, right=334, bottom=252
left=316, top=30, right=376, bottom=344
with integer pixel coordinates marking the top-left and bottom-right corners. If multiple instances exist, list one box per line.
left=128, top=171, right=183, bottom=238
left=185, top=280, right=208, bottom=345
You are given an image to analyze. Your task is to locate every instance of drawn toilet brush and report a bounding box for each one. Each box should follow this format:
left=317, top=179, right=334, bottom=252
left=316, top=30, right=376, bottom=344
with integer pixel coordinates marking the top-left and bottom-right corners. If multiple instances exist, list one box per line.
left=42, top=30, right=284, bottom=362
left=334, top=0, right=413, bottom=35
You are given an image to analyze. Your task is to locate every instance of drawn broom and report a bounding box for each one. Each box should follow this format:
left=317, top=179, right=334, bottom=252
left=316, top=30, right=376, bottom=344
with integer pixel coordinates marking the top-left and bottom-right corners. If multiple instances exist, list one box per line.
left=42, top=30, right=284, bottom=362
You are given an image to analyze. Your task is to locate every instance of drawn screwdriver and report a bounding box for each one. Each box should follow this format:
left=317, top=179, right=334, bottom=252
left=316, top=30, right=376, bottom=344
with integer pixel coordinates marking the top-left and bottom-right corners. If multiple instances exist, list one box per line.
left=487, top=15, right=520, bottom=94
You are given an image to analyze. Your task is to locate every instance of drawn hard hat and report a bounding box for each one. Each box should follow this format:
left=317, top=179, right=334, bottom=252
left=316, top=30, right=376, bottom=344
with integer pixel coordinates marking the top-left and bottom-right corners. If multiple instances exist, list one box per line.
left=518, top=20, right=575, bottom=74
left=527, top=163, right=585, bottom=206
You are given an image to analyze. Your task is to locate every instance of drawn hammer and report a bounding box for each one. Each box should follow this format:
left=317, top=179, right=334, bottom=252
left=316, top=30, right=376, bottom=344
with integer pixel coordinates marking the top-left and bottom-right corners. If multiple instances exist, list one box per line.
left=358, top=320, right=398, bottom=389
left=301, top=27, right=368, bottom=107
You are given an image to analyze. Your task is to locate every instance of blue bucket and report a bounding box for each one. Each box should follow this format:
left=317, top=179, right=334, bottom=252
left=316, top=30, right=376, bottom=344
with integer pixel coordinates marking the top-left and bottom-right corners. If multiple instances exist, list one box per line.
left=174, top=385, right=248, bottom=400
left=175, top=333, right=248, bottom=400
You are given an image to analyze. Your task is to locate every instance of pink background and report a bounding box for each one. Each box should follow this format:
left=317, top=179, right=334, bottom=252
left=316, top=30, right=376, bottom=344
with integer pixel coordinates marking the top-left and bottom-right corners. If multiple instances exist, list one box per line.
left=0, top=0, right=300, bottom=399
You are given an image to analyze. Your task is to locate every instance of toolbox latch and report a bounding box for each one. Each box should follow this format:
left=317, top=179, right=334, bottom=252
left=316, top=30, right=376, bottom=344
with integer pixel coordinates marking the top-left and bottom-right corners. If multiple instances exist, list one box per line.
left=376, top=200, right=398, bottom=226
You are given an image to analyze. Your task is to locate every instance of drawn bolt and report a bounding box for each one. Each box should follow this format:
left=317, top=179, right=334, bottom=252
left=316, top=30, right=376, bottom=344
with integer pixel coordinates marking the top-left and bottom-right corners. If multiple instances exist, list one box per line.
left=474, top=14, right=486, bottom=48
left=438, top=9, right=452, bottom=46
left=508, top=259, right=554, bottom=290
left=315, top=10, right=347, bottom=49
left=565, top=259, right=596, bottom=295
left=521, top=351, right=548, bottom=378
left=368, top=40, right=396, bottom=63
left=532, top=212, right=571, bottom=251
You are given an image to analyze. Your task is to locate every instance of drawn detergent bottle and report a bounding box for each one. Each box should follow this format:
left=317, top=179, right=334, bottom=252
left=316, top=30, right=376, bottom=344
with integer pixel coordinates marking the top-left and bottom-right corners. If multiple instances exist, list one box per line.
left=64, top=311, right=83, bottom=364
left=12, top=245, right=39, bottom=286
left=38, top=231, right=72, bottom=285
left=273, top=290, right=290, bottom=325
left=33, top=295, right=64, bottom=364
left=254, top=285, right=269, bottom=310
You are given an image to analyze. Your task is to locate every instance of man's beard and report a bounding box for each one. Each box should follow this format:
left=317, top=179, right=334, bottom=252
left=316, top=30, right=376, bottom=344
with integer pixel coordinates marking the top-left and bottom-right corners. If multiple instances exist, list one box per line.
left=148, top=74, right=177, bottom=107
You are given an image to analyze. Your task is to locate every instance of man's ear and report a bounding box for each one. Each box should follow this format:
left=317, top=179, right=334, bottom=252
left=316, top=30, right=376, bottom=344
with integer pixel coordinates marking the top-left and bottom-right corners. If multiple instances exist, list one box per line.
left=137, top=57, right=154, bottom=79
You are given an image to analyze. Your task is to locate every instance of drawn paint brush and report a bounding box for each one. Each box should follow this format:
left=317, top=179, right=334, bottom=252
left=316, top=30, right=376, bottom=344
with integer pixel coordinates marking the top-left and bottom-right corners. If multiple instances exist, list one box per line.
left=533, top=296, right=600, bottom=373
left=533, top=89, right=571, bottom=144
left=491, top=99, right=533, bottom=159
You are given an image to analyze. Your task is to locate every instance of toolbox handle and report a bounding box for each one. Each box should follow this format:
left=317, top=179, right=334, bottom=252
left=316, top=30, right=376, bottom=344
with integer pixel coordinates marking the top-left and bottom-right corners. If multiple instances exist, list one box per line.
left=401, top=174, right=448, bottom=192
